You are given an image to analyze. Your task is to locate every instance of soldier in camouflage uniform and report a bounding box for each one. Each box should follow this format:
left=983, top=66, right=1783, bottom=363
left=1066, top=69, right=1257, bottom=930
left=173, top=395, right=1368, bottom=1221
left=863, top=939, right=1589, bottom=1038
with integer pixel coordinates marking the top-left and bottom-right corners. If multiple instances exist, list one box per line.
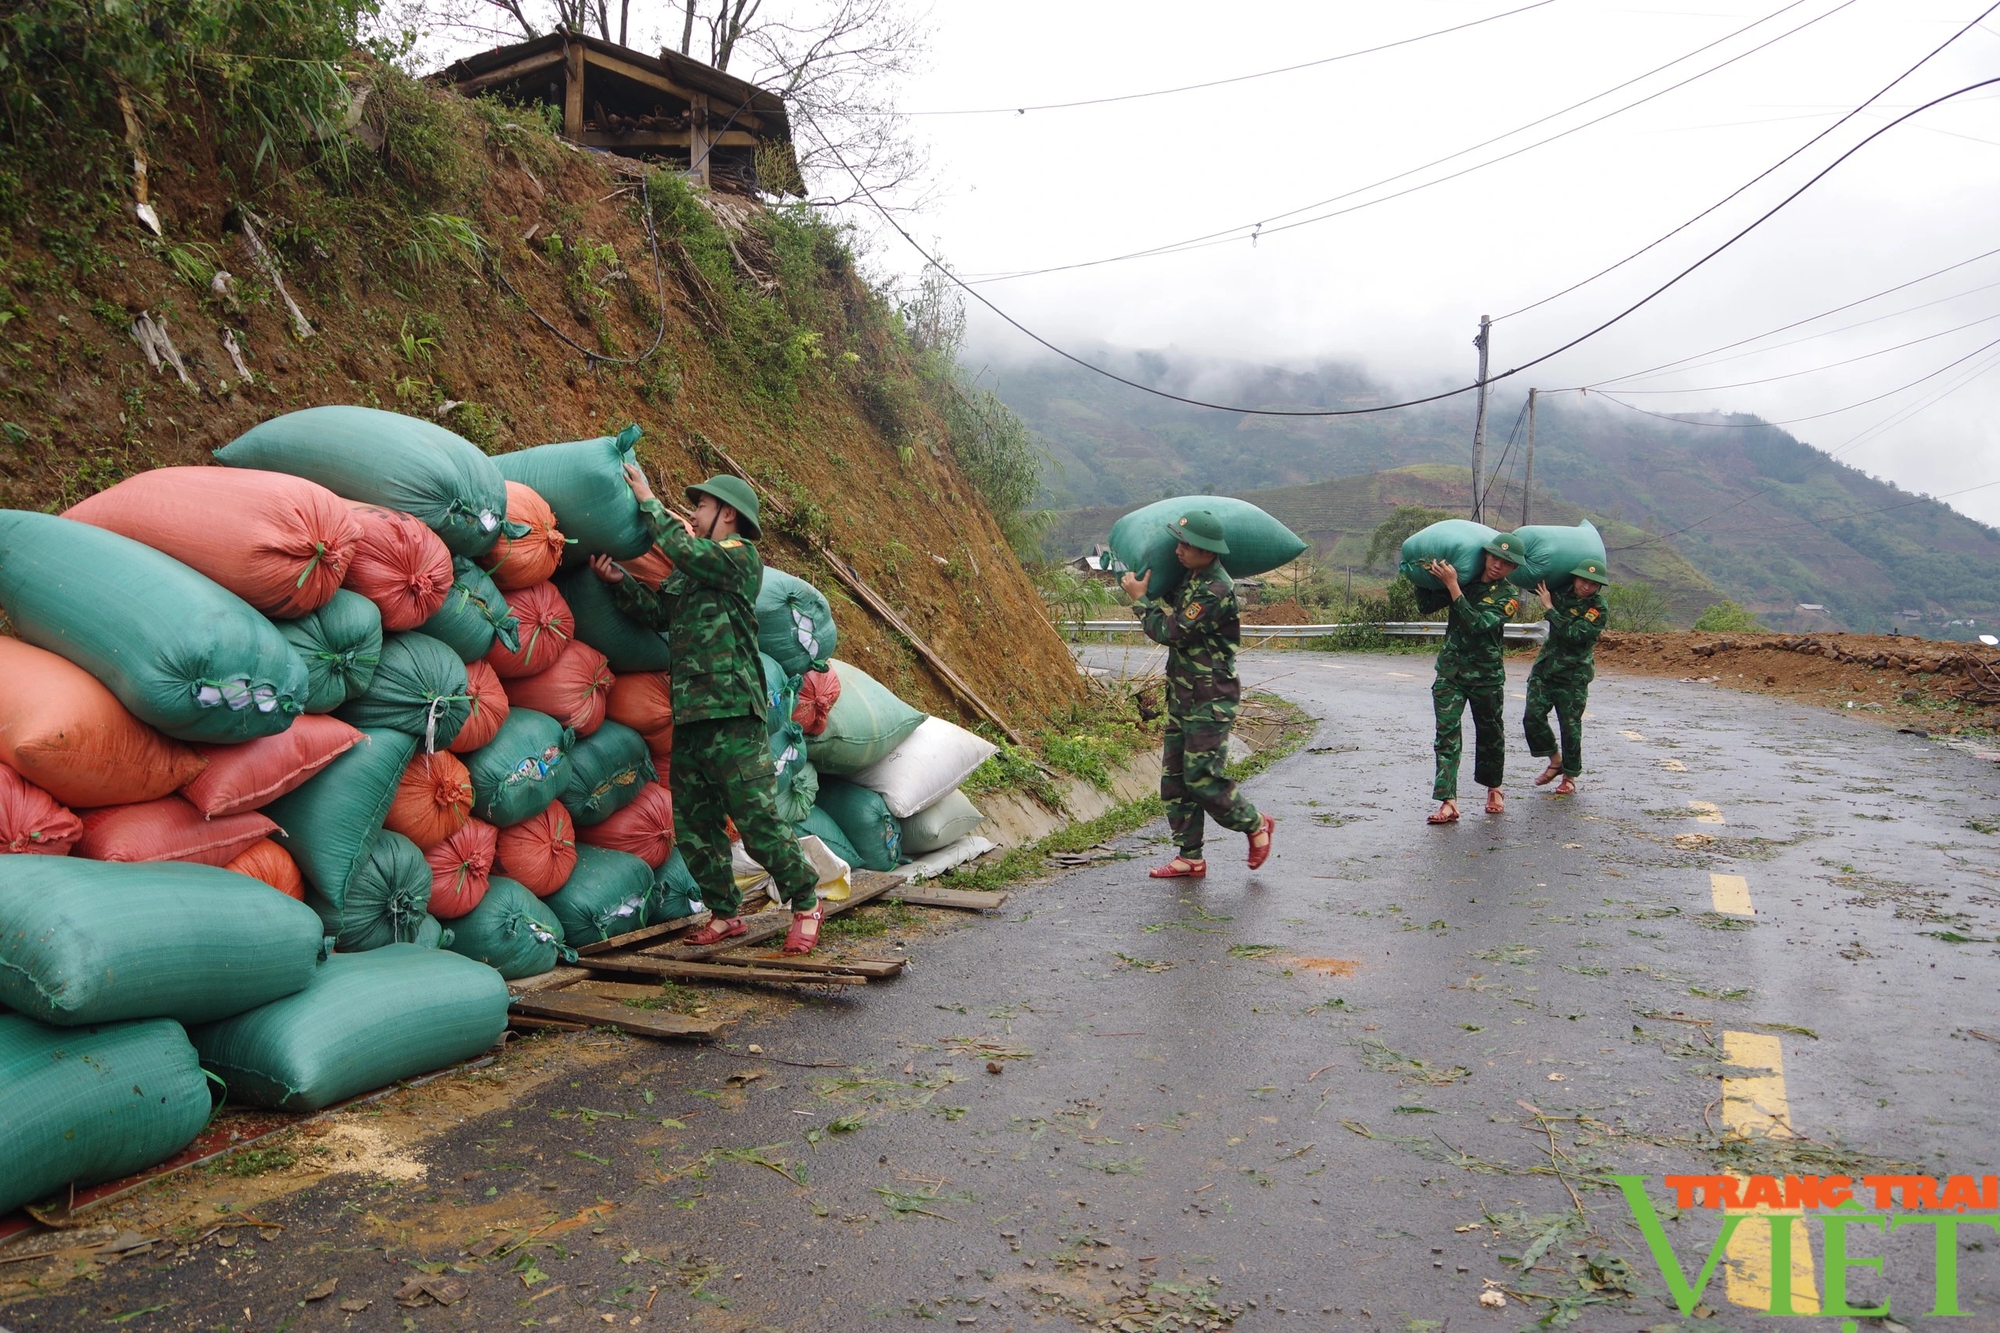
left=589, top=468, right=824, bottom=954
left=1120, top=510, right=1275, bottom=878
left=1421, top=533, right=1525, bottom=824
left=1525, top=558, right=1609, bottom=796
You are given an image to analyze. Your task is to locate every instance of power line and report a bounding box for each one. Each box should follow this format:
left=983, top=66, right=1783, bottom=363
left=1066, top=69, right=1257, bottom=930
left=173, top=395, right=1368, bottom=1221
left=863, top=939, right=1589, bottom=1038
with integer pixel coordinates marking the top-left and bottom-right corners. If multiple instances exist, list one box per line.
left=1602, top=307, right=2000, bottom=394
left=825, top=75, right=2000, bottom=419
left=891, top=1, right=1558, bottom=117
left=962, top=0, right=1836, bottom=285
left=1494, top=0, right=2000, bottom=321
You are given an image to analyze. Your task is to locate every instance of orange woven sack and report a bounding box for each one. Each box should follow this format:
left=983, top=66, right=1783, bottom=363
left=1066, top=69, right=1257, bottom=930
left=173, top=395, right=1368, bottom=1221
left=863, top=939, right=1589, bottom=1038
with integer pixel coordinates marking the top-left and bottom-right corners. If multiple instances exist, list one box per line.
left=181, top=714, right=364, bottom=818
left=343, top=502, right=455, bottom=631
left=449, top=659, right=512, bottom=754
left=485, top=580, right=574, bottom=678
left=425, top=818, right=496, bottom=918
left=792, top=668, right=841, bottom=736
left=226, top=838, right=305, bottom=899
left=504, top=639, right=612, bottom=737
left=64, top=467, right=361, bottom=618
left=76, top=795, right=276, bottom=866
left=0, top=637, right=205, bottom=807
left=384, top=750, right=474, bottom=848
left=621, top=546, right=674, bottom=589
left=494, top=800, right=577, bottom=896
left=0, top=763, right=83, bottom=855
left=606, top=671, right=673, bottom=749
left=480, top=482, right=567, bottom=591
left=577, top=781, right=673, bottom=869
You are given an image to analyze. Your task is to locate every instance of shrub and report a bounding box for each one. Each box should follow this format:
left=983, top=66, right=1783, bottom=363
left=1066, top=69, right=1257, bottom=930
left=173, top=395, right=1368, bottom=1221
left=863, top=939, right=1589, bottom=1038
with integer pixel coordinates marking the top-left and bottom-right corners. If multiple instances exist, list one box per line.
left=1605, top=582, right=1672, bottom=632
left=1693, top=600, right=1763, bottom=633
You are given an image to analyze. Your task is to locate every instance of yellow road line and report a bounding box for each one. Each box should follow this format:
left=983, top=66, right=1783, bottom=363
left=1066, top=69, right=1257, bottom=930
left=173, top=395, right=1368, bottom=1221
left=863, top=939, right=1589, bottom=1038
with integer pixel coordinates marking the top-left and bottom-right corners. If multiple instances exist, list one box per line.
left=1689, top=800, right=1726, bottom=824
left=1722, top=1032, right=1820, bottom=1312
left=1710, top=873, right=1754, bottom=916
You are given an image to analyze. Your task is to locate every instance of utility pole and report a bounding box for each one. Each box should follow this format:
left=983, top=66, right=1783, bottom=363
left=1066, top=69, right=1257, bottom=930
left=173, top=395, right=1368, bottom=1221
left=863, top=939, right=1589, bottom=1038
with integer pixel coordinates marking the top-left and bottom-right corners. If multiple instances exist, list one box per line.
left=1470, top=315, right=1491, bottom=523
left=1522, top=387, right=1537, bottom=528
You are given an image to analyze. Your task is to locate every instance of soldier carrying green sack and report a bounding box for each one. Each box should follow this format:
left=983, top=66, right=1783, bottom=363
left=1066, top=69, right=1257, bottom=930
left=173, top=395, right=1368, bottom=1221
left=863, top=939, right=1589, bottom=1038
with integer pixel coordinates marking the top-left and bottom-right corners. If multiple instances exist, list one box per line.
left=1420, top=533, right=1525, bottom=825
left=1525, top=558, right=1609, bottom=796
left=1120, top=510, right=1275, bottom=879
left=589, top=468, right=825, bottom=954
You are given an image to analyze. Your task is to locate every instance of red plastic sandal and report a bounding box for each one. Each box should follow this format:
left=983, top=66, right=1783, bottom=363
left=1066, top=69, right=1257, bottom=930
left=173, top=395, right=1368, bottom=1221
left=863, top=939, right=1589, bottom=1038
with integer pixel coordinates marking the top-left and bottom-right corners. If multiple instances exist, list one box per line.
left=1246, top=814, right=1276, bottom=870
left=783, top=904, right=824, bottom=955
left=1148, top=857, right=1206, bottom=879
left=684, top=917, right=746, bottom=947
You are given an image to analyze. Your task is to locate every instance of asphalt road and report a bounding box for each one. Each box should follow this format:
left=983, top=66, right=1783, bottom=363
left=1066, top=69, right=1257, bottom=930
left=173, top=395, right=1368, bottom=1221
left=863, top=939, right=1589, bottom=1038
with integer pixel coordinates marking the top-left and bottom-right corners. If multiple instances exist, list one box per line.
left=11, top=650, right=2000, bottom=1333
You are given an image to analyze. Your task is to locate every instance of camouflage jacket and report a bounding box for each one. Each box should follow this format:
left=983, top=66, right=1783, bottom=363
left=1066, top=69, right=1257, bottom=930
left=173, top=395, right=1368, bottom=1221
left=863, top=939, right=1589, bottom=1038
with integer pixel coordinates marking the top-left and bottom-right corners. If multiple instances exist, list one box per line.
left=609, top=498, right=767, bottom=726
left=1533, top=588, right=1607, bottom=680
left=1140, top=565, right=1242, bottom=719
left=1435, top=578, right=1520, bottom=683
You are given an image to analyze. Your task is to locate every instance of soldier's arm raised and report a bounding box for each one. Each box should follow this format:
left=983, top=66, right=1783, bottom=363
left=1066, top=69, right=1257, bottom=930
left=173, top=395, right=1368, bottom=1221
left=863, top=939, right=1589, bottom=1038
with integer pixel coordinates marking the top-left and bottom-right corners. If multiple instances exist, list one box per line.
left=645, top=500, right=752, bottom=592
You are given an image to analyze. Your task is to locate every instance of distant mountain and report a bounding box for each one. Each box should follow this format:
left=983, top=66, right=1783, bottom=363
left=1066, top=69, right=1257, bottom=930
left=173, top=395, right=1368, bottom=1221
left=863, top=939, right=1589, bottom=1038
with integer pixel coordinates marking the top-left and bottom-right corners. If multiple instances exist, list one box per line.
left=997, top=350, right=2000, bottom=635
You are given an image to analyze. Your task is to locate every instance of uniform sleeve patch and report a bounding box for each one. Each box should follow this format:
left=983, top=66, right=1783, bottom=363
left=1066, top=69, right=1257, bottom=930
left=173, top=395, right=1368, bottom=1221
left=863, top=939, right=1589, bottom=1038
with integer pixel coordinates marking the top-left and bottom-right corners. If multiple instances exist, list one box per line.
left=1184, top=603, right=1204, bottom=620
left=719, top=539, right=744, bottom=549
left=1504, top=598, right=1519, bottom=617
left=1585, top=606, right=1601, bottom=621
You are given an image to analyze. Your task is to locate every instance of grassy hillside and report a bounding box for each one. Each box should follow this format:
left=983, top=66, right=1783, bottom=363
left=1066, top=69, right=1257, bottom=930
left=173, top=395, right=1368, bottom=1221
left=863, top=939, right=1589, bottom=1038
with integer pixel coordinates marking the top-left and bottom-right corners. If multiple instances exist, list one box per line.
left=1002, top=351, right=2000, bottom=636
left=0, top=39, right=1086, bottom=732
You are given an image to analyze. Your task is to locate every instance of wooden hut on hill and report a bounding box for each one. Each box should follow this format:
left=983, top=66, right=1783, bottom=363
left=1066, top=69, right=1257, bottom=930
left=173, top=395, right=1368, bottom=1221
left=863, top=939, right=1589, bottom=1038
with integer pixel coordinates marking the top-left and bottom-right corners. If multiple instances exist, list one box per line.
left=438, top=32, right=798, bottom=194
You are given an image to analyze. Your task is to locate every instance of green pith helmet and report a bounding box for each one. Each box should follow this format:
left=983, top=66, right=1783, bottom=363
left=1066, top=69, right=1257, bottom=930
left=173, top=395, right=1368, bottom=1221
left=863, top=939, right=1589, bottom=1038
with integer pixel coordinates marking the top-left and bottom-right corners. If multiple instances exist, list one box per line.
left=1569, top=558, right=1608, bottom=583
left=685, top=474, right=762, bottom=540
left=1166, top=509, right=1230, bottom=556
left=1482, top=533, right=1526, bottom=566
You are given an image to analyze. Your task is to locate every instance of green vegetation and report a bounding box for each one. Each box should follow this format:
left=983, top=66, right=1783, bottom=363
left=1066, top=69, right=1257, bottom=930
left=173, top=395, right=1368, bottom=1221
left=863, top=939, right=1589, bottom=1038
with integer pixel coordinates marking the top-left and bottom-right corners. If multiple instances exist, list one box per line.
left=1693, top=600, right=1764, bottom=632
left=1604, top=581, right=1671, bottom=632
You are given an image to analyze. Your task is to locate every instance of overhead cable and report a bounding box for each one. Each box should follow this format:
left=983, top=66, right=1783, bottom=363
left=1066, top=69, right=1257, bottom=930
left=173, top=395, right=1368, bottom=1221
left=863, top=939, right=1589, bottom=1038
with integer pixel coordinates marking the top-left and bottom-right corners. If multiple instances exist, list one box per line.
left=1602, top=308, right=2000, bottom=394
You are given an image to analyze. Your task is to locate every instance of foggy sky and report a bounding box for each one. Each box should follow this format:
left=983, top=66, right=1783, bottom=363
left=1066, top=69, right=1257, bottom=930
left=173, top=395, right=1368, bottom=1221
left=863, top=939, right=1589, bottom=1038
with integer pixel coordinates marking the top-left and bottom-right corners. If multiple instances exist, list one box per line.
left=888, top=1, right=2000, bottom=525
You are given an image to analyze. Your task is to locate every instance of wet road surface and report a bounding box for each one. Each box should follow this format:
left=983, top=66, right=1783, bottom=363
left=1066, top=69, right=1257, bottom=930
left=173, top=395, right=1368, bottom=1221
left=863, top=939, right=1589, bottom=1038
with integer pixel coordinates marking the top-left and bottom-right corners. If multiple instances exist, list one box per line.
left=12, top=650, right=2000, bottom=1332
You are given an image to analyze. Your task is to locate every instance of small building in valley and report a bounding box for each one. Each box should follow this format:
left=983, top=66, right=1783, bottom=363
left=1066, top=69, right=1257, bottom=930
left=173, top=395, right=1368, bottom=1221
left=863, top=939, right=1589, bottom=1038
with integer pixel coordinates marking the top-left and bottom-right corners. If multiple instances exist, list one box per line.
left=438, top=32, right=798, bottom=194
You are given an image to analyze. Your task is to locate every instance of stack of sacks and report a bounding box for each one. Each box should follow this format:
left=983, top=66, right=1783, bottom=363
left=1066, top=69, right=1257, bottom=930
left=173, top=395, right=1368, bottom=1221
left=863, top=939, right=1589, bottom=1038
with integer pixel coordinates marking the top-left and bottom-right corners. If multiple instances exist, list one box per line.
left=761, top=654, right=816, bottom=825
left=0, top=859, right=327, bottom=1211
left=801, top=659, right=926, bottom=871
left=850, top=716, right=995, bottom=859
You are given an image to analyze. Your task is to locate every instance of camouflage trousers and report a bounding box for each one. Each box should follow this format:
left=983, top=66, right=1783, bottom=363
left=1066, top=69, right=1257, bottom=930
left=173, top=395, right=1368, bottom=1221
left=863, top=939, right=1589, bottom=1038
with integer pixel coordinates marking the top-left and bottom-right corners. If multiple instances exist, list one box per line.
left=1161, top=709, right=1261, bottom=858
left=1523, top=668, right=1591, bottom=777
left=671, top=715, right=818, bottom=918
left=1433, top=673, right=1505, bottom=800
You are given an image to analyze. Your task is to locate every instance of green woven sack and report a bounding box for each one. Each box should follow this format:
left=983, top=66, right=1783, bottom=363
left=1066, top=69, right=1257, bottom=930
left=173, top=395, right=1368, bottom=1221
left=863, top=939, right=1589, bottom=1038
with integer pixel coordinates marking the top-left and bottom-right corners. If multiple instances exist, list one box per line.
left=761, top=653, right=800, bottom=739
left=756, top=567, right=837, bottom=676
left=544, top=845, right=652, bottom=945
left=494, top=426, right=651, bottom=559
left=307, top=829, right=431, bottom=951
left=796, top=805, right=863, bottom=870
left=263, top=728, right=420, bottom=903
left=445, top=877, right=570, bottom=979
left=278, top=589, right=383, bottom=713
left=0, top=858, right=324, bottom=1026
left=422, top=558, right=520, bottom=662
left=808, top=659, right=925, bottom=776
left=900, top=789, right=985, bottom=856
left=0, top=1014, right=211, bottom=1214
left=561, top=721, right=655, bottom=827
left=1399, top=519, right=1502, bottom=592
left=1107, top=496, right=1308, bottom=600
left=814, top=778, right=902, bottom=872
left=0, top=510, right=308, bottom=743
left=775, top=755, right=817, bottom=826
left=216, top=406, right=509, bottom=558
left=189, top=945, right=508, bottom=1112
left=413, top=914, right=453, bottom=949
left=1504, top=521, right=1608, bottom=590
left=336, top=632, right=471, bottom=751
left=648, top=849, right=705, bottom=924
left=468, top=708, right=574, bottom=827
left=556, top=566, right=672, bottom=671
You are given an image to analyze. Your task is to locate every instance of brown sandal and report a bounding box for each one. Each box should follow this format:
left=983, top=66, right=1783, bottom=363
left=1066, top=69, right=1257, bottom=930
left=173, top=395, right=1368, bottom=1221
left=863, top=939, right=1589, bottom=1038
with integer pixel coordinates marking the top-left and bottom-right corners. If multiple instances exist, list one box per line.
left=1427, top=801, right=1460, bottom=825
left=1485, top=789, right=1506, bottom=815
left=1553, top=777, right=1576, bottom=796
left=1534, top=758, right=1564, bottom=786
left=1246, top=814, right=1275, bottom=870
left=684, top=916, right=746, bottom=947
left=1148, top=856, right=1206, bottom=879
left=783, top=904, right=824, bottom=955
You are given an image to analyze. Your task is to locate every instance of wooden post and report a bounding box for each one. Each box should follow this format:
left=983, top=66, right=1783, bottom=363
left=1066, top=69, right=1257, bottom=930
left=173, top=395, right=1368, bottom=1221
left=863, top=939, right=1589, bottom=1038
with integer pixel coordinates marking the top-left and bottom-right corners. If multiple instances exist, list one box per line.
left=563, top=39, right=585, bottom=140
left=688, top=92, right=712, bottom=186
left=1522, top=387, right=1537, bottom=528
left=1469, top=315, right=1491, bottom=523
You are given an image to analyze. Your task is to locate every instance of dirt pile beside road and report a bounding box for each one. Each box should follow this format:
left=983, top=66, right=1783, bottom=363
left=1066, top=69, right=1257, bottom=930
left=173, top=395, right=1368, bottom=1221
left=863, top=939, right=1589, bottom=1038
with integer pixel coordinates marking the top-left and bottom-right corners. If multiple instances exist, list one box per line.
left=1596, top=630, right=2000, bottom=733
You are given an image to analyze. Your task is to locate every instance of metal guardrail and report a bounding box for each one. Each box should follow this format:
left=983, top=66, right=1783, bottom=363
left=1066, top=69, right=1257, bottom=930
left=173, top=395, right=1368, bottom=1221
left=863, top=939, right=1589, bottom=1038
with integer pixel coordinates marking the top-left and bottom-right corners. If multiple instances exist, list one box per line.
left=1064, top=620, right=1550, bottom=645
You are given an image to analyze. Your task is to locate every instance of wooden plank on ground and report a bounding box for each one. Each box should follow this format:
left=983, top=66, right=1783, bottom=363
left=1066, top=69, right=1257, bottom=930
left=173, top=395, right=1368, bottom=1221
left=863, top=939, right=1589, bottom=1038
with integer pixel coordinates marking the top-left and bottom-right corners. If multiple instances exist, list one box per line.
left=894, top=886, right=1010, bottom=912
left=508, top=991, right=727, bottom=1040
left=507, top=1015, right=588, bottom=1035
left=585, top=956, right=866, bottom=987
left=574, top=911, right=711, bottom=957
left=508, top=965, right=592, bottom=995
left=702, top=953, right=904, bottom=979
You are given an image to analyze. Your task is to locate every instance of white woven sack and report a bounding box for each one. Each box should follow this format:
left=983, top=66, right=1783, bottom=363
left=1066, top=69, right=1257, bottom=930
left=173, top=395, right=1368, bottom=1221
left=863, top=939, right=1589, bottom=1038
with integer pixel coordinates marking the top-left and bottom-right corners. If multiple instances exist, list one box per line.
left=849, top=716, right=998, bottom=818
